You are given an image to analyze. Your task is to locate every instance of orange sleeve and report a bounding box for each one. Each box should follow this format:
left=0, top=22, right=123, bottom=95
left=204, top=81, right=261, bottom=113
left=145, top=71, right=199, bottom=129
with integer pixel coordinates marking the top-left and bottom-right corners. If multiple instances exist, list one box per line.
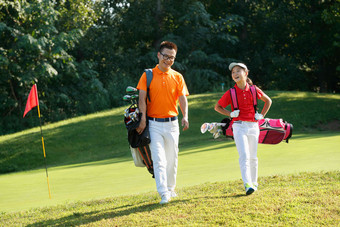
left=177, top=74, right=189, bottom=96
left=136, top=72, right=147, bottom=91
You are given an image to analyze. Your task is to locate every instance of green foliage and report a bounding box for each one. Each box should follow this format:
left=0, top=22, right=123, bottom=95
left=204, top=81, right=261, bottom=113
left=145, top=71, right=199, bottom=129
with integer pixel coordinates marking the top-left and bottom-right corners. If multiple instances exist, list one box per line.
left=0, top=0, right=107, bottom=134
left=0, top=0, right=339, bottom=135
left=227, top=0, right=340, bottom=92
left=79, top=0, right=242, bottom=98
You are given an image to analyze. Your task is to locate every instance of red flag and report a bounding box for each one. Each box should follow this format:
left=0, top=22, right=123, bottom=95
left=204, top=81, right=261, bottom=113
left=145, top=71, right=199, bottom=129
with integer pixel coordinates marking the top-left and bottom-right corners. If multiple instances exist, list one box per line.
left=23, top=84, right=39, bottom=118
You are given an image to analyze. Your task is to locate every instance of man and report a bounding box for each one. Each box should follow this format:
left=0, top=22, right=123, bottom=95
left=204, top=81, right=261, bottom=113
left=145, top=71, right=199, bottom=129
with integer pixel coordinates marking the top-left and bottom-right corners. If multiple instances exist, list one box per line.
left=136, top=41, right=189, bottom=204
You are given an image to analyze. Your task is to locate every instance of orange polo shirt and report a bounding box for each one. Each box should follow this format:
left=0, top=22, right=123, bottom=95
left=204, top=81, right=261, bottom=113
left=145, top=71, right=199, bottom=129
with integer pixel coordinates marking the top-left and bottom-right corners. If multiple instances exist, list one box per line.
left=137, top=65, right=189, bottom=118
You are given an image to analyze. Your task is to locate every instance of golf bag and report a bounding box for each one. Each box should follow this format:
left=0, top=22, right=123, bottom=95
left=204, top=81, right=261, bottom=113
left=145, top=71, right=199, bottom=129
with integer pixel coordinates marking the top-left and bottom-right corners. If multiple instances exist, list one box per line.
left=124, top=104, right=154, bottom=177
left=257, top=118, right=293, bottom=144
left=123, top=70, right=155, bottom=177
left=202, top=85, right=293, bottom=144
left=228, top=85, right=293, bottom=144
left=220, top=117, right=293, bottom=144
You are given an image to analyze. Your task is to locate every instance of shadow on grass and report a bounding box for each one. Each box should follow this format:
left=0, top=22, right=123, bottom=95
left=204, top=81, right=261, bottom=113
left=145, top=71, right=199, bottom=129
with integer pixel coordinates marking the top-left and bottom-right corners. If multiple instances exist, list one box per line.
left=26, top=201, right=169, bottom=226
left=26, top=192, right=251, bottom=226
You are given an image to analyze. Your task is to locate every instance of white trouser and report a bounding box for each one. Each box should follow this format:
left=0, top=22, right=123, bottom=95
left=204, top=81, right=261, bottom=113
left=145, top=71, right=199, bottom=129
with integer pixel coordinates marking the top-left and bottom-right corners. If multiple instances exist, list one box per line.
left=232, top=121, right=259, bottom=188
left=149, top=119, right=179, bottom=197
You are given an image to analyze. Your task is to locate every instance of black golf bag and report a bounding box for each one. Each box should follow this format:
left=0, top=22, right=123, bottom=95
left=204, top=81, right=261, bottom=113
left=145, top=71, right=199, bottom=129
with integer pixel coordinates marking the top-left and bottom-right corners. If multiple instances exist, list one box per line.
left=124, top=104, right=154, bottom=178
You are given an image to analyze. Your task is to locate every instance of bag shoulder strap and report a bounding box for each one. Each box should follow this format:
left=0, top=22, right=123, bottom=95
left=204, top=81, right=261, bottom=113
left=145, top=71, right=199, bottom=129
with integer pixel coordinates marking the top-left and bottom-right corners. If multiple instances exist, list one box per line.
left=229, top=87, right=239, bottom=110
left=249, top=85, right=258, bottom=112
left=144, top=69, right=153, bottom=102
left=230, top=85, right=258, bottom=112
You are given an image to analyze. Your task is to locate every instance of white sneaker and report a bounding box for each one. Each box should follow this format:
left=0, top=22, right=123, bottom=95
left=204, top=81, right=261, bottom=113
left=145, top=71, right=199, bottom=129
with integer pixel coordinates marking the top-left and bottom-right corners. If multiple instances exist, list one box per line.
left=246, top=187, right=255, bottom=195
left=170, top=191, right=177, bottom=198
left=245, top=183, right=255, bottom=195
left=159, top=194, right=171, bottom=204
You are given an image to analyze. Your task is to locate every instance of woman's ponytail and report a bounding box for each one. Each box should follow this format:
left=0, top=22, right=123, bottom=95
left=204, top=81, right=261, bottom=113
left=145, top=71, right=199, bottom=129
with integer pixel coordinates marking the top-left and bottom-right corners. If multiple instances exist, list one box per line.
left=247, top=77, right=253, bottom=85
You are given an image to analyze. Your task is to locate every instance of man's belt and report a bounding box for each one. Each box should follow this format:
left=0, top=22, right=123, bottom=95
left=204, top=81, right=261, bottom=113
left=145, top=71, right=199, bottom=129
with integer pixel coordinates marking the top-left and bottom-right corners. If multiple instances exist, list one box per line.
left=148, top=116, right=178, bottom=122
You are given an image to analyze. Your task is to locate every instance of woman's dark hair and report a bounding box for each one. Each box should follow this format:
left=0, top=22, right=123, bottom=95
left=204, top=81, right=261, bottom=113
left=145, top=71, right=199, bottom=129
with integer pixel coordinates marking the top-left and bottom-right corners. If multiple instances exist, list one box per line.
left=247, top=77, right=253, bottom=85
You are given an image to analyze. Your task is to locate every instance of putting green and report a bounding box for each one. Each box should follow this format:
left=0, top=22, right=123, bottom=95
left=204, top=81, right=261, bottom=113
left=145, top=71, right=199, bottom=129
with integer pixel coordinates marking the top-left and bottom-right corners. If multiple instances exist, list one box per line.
left=0, top=132, right=339, bottom=212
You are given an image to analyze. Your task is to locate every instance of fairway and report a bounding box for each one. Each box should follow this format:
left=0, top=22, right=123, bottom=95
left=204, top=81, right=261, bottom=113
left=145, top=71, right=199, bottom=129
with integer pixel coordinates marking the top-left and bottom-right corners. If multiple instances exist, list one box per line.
left=1, top=132, right=339, bottom=213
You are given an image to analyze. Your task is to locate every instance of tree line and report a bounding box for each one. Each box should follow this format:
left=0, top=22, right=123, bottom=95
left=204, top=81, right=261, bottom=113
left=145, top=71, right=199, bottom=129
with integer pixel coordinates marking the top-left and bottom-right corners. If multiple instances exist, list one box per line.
left=0, top=0, right=339, bottom=135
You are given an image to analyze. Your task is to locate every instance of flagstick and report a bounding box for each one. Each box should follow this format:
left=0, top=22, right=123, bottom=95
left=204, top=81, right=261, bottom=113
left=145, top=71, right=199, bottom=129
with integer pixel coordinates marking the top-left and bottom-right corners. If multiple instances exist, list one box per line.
left=37, top=103, right=52, bottom=199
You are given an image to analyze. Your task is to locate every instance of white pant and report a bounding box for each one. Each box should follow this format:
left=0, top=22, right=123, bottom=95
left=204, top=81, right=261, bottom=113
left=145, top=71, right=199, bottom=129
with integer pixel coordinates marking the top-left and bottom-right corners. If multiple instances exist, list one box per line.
left=232, top=121, right=259, bottom=188
left=149, top=119, right=179, bottom=197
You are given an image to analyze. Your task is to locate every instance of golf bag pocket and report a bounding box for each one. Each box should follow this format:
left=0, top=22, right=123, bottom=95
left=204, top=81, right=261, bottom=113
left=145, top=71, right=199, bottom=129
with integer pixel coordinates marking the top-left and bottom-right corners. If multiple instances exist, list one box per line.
left=221, top=118, right=233, bottom=137
left=128, top=126, right=150, bottom=148
left=130, top=146, right=146, bottom=167
left=258, top=130, right=285, bottom=144
left=258, top=118, right=293, bottom=144
left=130, top=145, right=154, bottom=177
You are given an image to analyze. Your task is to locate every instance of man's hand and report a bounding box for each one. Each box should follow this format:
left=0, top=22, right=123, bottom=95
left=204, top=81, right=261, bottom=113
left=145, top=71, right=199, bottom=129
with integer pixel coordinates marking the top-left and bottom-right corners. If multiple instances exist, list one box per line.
left=136, top=119, right=146, bottom=134
left=181, top=117, right=189, bottom=131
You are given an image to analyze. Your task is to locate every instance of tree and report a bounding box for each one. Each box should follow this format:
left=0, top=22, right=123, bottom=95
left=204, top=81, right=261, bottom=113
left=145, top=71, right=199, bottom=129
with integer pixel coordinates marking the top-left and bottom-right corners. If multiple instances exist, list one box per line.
left=0, top=0, right=107, bottom=135
left=222, top=0, right=339, bottom=92
left=77, top=0, right=243, bottom=101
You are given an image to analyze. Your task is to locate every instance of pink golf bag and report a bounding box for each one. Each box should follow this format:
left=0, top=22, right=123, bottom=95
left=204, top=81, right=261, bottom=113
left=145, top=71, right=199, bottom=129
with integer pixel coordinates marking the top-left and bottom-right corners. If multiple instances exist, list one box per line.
left=258, top=118, right=293, bottom=144
left=223, top=118, right=293, bottom=144
left=223, top=85, right=293, bottom=144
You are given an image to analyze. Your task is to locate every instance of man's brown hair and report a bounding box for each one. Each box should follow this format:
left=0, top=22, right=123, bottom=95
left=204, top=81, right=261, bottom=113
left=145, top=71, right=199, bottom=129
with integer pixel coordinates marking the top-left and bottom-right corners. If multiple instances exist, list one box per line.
left=159, top=41, right=178, bottom=53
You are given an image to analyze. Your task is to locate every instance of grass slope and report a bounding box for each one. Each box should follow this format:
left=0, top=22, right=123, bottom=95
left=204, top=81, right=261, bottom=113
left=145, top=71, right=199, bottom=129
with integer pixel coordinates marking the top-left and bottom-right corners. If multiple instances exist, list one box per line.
left=0, top=131, right=339, bottom=213
left=0, top=91, right=339, bottom=216
left=1, top=171, right=339, bottom=226
left=1, top=91, right=339, bottom=173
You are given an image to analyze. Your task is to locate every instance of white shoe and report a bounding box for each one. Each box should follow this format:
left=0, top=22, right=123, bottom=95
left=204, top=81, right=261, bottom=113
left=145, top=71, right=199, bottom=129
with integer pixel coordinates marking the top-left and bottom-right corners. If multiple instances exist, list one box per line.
left=159, top=194, right=171, bottom=204
left=245, top=183, right=255, bottom=195
left=246, top=187, right=255, bottom=195
left=170, top=191, right=177, bottom=198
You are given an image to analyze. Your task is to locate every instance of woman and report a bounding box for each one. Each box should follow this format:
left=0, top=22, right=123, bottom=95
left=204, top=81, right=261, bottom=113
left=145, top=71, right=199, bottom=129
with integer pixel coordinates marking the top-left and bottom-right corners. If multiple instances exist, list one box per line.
left=215, top=62, right=272, bottom=195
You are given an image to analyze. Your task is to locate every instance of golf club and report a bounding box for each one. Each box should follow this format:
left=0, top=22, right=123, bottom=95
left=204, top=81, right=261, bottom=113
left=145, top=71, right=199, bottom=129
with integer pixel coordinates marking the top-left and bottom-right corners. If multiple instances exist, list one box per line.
left=123, top=95, right=132, bottom=102
left=200, top=122, right=227, bottom=134
left=131, top=94, right=139, bottom=104
left=126, top=86, right=138, bottom=94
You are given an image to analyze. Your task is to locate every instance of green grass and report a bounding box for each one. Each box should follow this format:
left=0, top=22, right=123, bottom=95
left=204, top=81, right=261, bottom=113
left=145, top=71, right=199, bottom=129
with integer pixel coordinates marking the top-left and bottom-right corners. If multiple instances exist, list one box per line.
left=1, top=91, right=339, bottom=173
left=0, top=91, right=339, bottom=224
left=0, top=131, right=339, bottom=213
left=1, top=171, right=339, bottom=226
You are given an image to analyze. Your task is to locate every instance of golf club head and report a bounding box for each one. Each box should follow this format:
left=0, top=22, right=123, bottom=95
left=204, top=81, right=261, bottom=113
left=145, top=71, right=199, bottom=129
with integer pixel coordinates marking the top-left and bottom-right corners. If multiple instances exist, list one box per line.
left=123, top=95, right=132, bottom=102
left=213, top=129, right=222, bottom=139
left=126, top=86, right=138, bottom=94
left=131, top=94, right=139, bottom=100
left=131, top=94, right=139, bottom=104
left=133, top=112, right=139, bottom=121
left=200, top=123, right=209, bottom=134
left=208, top=123, right=218, bottom=134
